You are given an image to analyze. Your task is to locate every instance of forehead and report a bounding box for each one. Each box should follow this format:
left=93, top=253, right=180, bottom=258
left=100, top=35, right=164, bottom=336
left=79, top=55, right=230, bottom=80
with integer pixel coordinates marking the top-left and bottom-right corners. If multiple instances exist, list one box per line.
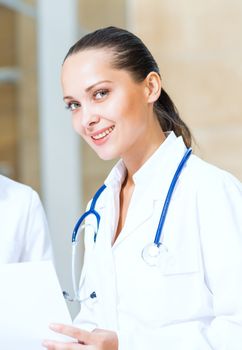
left=62, top=49, right=115, bottom=80
left=61, top=48, right=134, bottom=92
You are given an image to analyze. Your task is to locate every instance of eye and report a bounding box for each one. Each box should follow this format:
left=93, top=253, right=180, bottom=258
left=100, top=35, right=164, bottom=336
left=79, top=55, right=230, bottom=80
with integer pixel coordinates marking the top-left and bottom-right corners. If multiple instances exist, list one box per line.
left=65, top=101, right=81, bottom=112
left=93, top=89, right=109, bottom=100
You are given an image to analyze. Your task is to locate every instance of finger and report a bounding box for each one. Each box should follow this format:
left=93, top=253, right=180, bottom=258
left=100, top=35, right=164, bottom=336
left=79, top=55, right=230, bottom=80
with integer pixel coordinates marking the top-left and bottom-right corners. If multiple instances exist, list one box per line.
left=42, top=339, right=84, bottom=350
left=49, top=324, right=92, bottom=344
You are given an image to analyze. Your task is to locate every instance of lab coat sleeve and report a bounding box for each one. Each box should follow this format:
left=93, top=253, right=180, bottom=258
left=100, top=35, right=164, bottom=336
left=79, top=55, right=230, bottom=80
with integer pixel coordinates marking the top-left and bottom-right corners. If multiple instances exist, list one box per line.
left=19, top=190, right=53, bottom=262
left=197, top=170, right=242, bottom=349
left=118, top=170, right=242, bottom=350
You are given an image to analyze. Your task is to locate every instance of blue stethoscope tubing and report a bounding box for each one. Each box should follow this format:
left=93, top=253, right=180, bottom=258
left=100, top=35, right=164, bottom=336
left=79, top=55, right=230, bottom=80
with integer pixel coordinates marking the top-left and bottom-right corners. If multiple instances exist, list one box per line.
left=70, top=184, right=106, bottom=301
left=69, top=147, right=192, bottom=302
left=154, top=147, right=192, bottom=245
left=72, top=183, right=107, bottom=244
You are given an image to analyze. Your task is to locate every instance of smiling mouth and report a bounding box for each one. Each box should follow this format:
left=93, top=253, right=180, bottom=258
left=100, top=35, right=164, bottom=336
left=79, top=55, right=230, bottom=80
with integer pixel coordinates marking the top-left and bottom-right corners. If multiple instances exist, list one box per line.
left=91, top=126, right=115, bottom=140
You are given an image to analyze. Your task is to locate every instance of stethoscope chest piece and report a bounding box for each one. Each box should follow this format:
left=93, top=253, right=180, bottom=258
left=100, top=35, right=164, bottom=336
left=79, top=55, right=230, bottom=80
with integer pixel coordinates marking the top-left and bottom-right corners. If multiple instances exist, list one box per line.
left=142, top=242, right=176, bottom=273
left=142, top=242, right=168, bottom=267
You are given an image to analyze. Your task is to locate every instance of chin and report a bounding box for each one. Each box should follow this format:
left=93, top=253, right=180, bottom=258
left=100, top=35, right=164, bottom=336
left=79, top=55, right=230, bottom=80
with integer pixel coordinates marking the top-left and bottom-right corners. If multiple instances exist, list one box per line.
left=97, top=152, right=118, bottom=161
left=95, top=147, right=119, bottom=161
left=91, top=145, right=119, bottom=160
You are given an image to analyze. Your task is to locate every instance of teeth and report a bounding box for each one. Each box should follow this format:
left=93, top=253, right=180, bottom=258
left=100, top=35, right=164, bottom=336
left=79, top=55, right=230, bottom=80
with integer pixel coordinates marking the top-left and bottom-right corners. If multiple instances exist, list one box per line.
left=92, top=126, right=114, bottom=140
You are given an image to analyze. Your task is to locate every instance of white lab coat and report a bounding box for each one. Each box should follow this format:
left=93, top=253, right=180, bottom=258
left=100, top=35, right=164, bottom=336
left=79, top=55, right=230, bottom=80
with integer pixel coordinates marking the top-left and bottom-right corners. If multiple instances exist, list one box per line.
left=0, top=175, right=52, bottom=263
left=75, top=132, right=242, bottom=350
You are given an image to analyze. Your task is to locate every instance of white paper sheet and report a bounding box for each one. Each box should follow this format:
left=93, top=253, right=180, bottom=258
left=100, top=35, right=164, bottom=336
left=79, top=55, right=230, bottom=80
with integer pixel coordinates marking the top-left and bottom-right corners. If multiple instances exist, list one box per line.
left=0, top=260, right=74, bottom=349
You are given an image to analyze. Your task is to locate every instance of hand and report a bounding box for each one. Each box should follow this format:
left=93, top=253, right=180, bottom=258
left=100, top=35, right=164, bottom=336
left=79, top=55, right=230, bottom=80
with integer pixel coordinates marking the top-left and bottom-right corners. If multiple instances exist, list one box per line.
left=42, top=323, right=118, bottom=350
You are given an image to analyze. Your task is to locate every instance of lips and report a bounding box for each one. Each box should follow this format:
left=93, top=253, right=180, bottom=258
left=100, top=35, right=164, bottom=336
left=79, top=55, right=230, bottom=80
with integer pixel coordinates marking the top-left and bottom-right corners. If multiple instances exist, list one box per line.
left=91, top=126, right=115, bottom=140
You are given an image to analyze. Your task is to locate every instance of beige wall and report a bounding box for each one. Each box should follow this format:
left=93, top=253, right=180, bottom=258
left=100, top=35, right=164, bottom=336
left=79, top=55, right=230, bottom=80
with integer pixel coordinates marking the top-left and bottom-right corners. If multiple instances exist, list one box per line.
left=79, top=0, right=126, bottom=30
left=129, top=0, right=242, bottom=180
left=0, top=3, right=39, bottom=191
left=0, top=6, right=18, bottom=179
left=16, top=8, right=40, bottom=191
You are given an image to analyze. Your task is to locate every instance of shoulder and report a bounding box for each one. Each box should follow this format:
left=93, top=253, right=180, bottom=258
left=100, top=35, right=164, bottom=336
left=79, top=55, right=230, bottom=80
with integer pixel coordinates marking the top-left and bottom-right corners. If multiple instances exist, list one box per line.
left=0, top=175, right=42, bottom=210
left=183, top=155, right=242, bottom=230
left=185, top=155, right=242, bottom=195
left=0, top=175, right=33, bottom=196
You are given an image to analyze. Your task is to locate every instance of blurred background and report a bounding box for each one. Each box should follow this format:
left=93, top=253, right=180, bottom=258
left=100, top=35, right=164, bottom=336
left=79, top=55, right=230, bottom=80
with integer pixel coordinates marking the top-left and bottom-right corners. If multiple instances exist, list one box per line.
left=0, top=0, right=241, bottom=316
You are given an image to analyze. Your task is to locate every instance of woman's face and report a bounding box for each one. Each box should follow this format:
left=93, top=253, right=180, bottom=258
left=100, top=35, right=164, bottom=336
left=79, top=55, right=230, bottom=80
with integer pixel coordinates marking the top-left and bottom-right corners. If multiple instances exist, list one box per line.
left=61, top=49, right=159, bottom=161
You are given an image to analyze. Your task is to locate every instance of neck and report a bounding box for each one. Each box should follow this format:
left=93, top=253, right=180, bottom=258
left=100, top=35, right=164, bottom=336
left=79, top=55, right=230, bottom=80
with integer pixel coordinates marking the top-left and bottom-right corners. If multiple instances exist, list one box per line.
left=123, top=124, right=166, bottom=185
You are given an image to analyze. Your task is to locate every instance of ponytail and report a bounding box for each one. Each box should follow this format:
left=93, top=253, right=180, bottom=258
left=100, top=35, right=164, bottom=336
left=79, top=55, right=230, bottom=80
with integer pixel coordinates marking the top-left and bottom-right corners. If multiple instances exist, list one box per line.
left=154, top=89, right=192, bottom=148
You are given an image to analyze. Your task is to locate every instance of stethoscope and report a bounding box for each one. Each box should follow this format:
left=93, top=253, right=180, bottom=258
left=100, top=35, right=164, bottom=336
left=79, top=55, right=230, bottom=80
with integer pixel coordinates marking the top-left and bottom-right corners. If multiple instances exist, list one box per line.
left=63, top=147, right=192, bottom=303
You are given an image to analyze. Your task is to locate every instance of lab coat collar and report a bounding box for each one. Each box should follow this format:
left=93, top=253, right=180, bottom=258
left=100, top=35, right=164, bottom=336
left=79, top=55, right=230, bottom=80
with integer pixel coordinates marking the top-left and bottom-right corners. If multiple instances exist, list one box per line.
left=97, top=132, right=188, bottom=246
left=104, top=131, right=178, bottom=190
left=133, top=132, right=188, bottom=200
left=132, top=131, right=178, bottom=187
left=104, top=131, right=187, bottom=197
left=117, top=134, right=188, bottom=246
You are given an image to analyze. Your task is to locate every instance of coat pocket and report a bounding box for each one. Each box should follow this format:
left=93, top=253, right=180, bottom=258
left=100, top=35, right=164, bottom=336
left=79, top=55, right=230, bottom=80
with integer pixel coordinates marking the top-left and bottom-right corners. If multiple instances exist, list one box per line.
left=156, top=244, right=200, bottom=276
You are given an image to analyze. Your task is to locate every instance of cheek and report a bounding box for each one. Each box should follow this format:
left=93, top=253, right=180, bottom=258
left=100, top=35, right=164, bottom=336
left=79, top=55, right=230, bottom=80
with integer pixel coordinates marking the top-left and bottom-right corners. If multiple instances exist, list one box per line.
left=121, top=100, right=148, bottom=131
left=121, top=90, right=147, bottom=119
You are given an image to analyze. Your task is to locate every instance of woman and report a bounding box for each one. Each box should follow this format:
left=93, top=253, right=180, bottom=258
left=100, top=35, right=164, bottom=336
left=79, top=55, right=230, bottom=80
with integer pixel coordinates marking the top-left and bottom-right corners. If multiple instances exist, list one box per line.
left=43, top=26, right=242, bottom=350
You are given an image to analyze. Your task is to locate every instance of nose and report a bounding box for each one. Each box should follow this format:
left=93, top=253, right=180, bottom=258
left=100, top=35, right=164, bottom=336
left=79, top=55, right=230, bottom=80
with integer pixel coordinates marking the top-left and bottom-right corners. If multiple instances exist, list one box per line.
left=80, top=105, right=100, bottom=129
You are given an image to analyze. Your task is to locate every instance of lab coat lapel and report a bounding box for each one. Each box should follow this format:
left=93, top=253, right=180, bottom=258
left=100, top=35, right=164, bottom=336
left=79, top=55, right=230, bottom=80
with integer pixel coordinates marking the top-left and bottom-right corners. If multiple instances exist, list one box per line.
left=114, top=135, right=188, bottom=246
left=119, top=184, right=156, bottom=239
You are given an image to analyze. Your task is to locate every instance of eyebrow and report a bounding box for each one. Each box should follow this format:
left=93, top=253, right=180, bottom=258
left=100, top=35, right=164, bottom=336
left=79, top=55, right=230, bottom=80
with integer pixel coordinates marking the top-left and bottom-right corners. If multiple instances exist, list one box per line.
left=63, top=80, right=112, bottom=101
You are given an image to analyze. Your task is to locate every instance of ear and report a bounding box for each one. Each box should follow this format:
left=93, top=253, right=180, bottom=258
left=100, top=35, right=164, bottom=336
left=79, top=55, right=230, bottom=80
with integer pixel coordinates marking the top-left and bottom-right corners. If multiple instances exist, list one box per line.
left=144, top=72, right=162, bottom=103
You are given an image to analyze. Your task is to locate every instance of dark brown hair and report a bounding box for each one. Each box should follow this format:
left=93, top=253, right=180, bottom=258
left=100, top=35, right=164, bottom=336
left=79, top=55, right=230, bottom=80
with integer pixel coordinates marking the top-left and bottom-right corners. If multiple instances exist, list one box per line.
left=64, top=26, right=192, bottom=147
